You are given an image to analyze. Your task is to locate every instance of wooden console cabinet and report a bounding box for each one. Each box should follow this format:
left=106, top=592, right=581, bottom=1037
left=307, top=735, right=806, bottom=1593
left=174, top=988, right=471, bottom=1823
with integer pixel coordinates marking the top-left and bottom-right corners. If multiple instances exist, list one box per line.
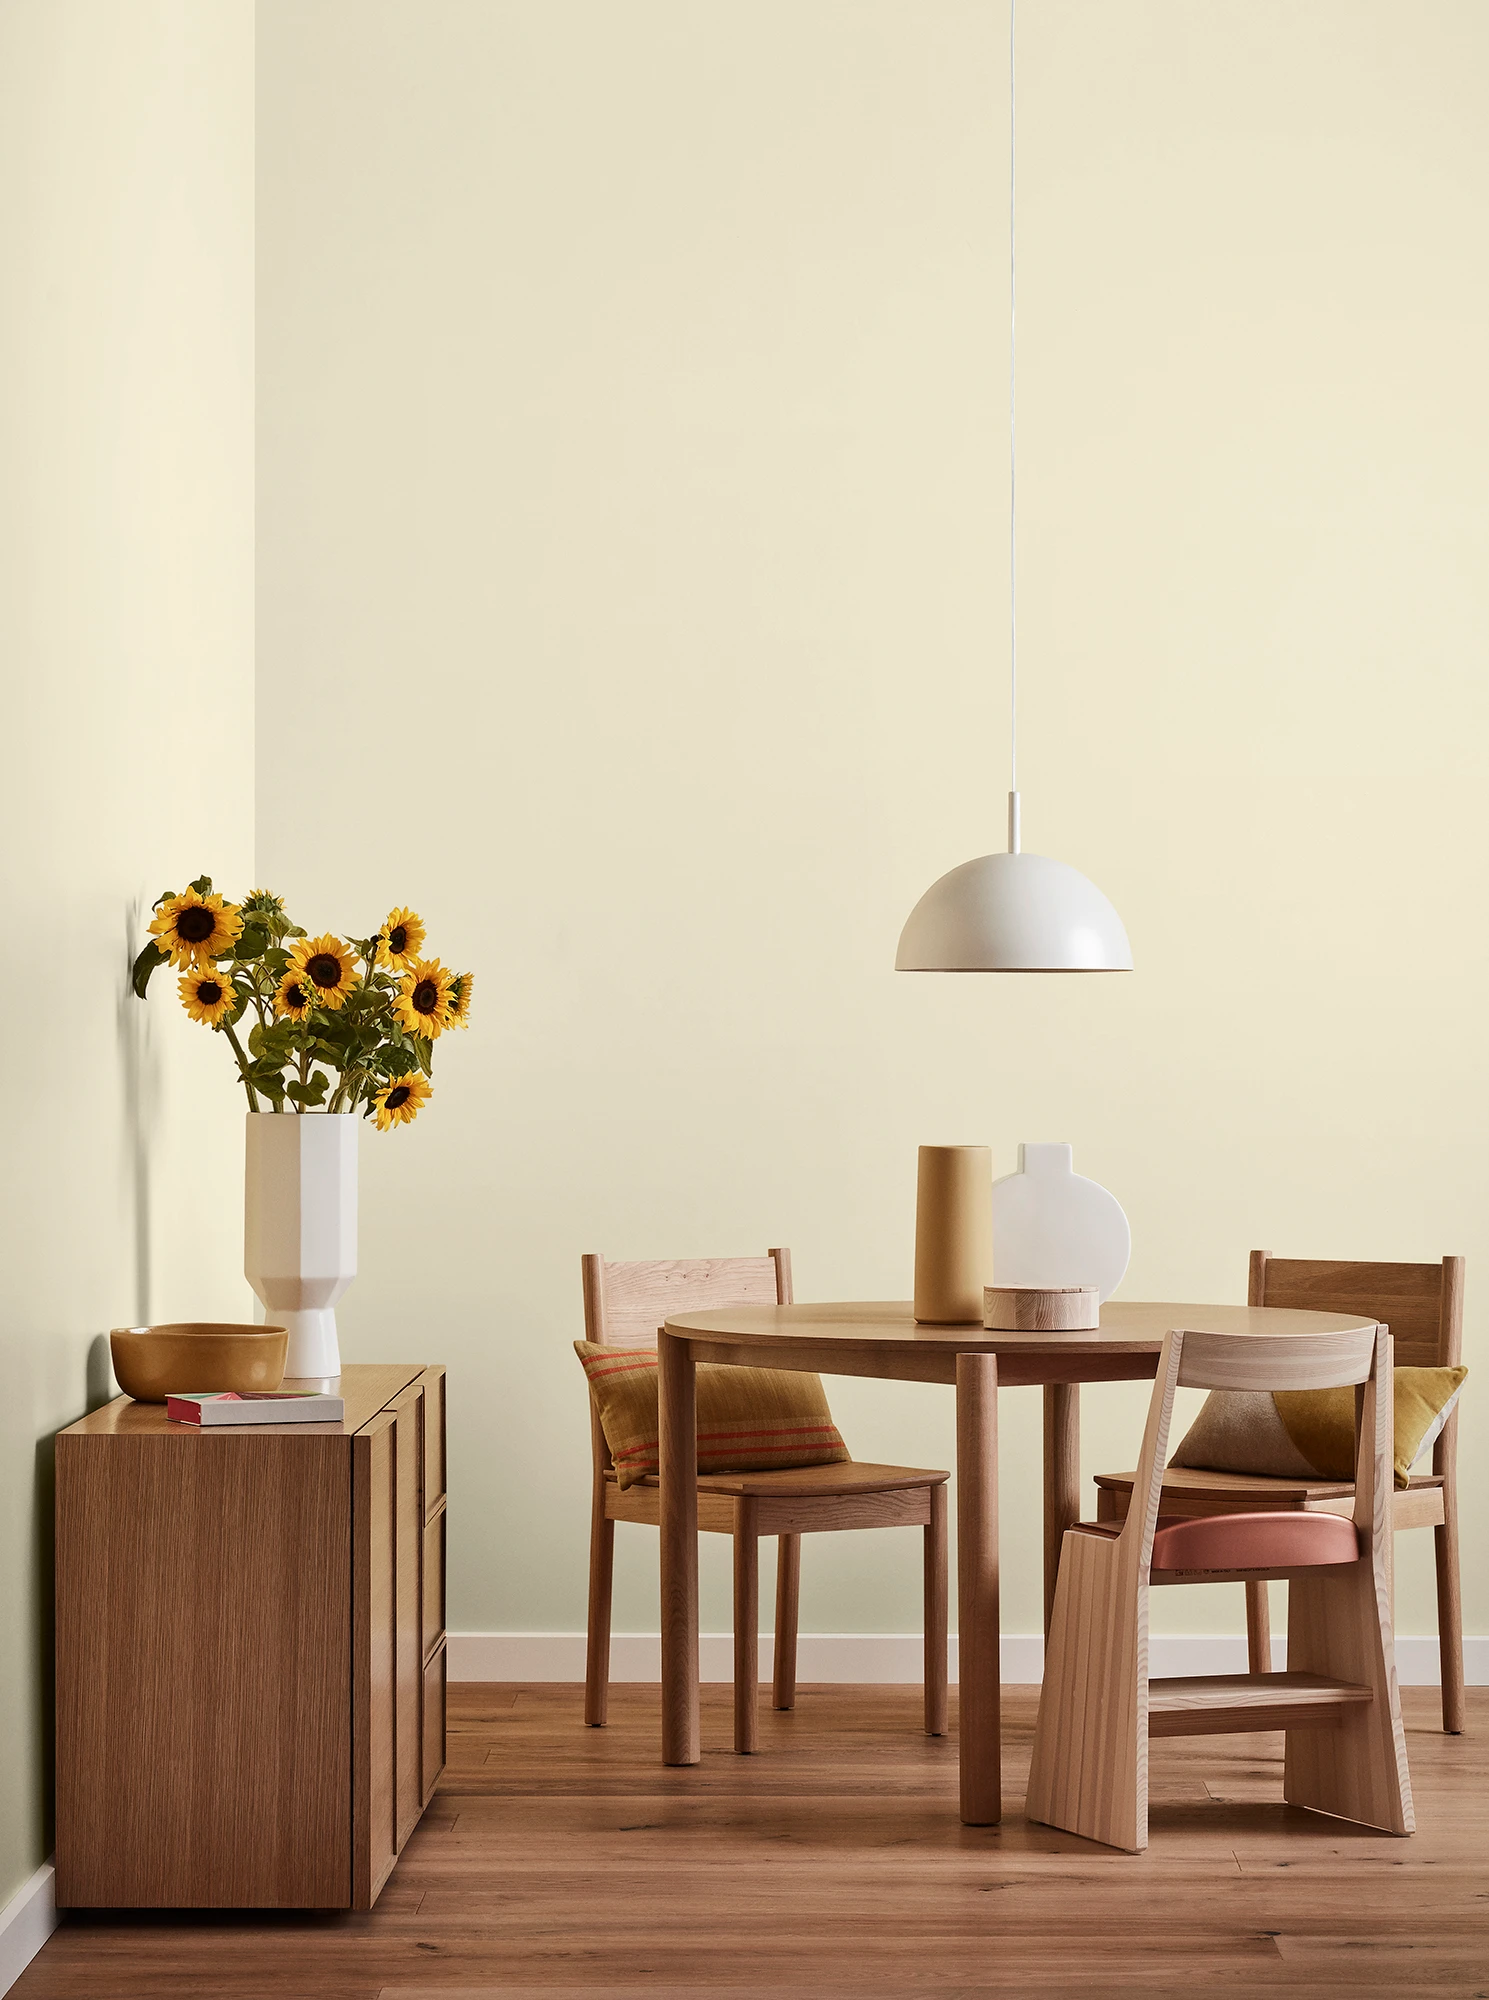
left=54, top=1363, right=447, bottom=1909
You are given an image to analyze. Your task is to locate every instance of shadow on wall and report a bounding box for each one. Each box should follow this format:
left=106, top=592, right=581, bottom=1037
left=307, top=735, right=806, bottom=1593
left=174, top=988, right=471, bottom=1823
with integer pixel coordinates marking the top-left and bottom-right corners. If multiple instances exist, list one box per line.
left=32, top=1437, right=55, bottom=1857
left=119, top=901, right=157, bottom=1327
left=26, top=917, right=154, bottom=1853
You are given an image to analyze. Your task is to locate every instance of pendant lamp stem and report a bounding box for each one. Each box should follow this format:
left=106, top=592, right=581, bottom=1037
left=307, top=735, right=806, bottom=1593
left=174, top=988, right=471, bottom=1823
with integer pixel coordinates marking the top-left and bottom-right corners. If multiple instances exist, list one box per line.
left=1007, top=790, right=1021, bottom=855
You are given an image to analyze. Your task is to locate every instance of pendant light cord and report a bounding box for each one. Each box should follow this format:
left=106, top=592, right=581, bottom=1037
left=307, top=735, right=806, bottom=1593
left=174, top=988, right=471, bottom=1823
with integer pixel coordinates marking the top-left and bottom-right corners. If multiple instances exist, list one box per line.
left=1007, top=0, right=1020, bottom=852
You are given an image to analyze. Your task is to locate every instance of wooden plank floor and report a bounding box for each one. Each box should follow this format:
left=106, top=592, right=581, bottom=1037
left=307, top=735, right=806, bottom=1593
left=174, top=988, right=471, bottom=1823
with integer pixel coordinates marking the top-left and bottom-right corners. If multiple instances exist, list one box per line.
left=16, top=1684, right=1488, bottom=1999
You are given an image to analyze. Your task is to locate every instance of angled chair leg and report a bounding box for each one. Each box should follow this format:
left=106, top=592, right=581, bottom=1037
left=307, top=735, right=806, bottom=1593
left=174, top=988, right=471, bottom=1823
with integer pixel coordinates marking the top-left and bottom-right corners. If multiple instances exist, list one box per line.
left=734, top=1500, right=759, bottom=1753
left=1284, top=1565, right=1413, bottom=1835
left=924, top=1482, right=948, bottom=1737
left=1435, top=1485, right=1465, bottom=1734
left=772, top=1533, right=800, bottom=1710
left=1245, top=1579, right=1272, bottom=1674
left=1026, top=1530, right=1145, bottom=1853
left=584, top=1504, right=615, bottom=1727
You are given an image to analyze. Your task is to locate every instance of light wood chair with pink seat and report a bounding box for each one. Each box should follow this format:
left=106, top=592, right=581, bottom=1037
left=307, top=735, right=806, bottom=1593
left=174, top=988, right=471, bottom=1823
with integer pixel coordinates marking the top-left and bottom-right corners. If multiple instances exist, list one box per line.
left=1094, top=1253, right=1465, bottom=1731
left=581, top=1248, right=949, bottom=1753
left=1027, top=1320, right=1413, bottom=1853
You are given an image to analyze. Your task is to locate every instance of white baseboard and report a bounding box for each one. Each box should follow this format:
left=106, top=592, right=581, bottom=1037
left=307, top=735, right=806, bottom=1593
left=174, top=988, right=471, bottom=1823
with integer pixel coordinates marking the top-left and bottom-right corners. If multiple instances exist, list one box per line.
left=449, top=1630, right=1486, bottom=1686
left=0, top=1862, right=55, bottom=2000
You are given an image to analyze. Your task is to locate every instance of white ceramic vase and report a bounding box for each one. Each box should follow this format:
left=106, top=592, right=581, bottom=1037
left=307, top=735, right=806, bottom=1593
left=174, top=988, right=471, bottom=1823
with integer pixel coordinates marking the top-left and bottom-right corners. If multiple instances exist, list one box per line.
left=990, top=1142, right=1131, bottom=1303
left=244, top=1111, right=358, bottom=1383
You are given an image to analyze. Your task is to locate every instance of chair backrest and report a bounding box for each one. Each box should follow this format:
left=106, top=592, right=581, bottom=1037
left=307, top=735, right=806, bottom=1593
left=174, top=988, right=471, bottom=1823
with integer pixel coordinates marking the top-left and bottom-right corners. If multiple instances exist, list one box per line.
left=1250, top=1251, right=1463, bottom=1368
left=580, top=1249, right=793, bottom=1350
left=1123, top=1323, right=1391, bottom=1576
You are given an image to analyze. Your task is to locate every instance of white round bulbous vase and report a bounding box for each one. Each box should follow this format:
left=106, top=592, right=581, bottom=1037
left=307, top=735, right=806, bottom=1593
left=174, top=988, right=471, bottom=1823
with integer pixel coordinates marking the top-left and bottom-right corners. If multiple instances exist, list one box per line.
left=244, top=1111, right=358, bottom=1384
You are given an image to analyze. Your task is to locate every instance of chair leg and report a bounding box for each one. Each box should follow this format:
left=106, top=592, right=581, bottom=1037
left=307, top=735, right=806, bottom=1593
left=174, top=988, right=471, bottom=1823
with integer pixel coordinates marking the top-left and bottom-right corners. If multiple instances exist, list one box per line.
left=1284, top=1564, right=1412, bottom=1834
left=1435, top=1489, right=1465, bottom=1734
left=772, top=1533, right=800, bottom=1710
left=924, top=1482, right=948, bottom=1737
left=734, top=1500, right=759, bottom=1753
left=1245, top=1579, right=1272, bottom=1675
left=584, top=1506, right=615, bottom=1728
left=1026, top=1530, right=1145, bottom=1852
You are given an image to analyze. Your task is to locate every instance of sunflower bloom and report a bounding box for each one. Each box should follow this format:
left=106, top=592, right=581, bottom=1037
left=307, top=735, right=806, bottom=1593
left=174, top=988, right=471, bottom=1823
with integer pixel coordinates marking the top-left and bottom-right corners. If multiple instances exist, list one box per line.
left=372, top=1070, right=431, bottom=1132
left=446, top=971, right=474, bottom=1028
left=288, top=934, right=358, bottom=1010
left=376, top=907, right=427, bottom=971
left=179, top=968, right=236, bottom=1028
left=150, top=889, right=242, bottom=968
left=274, top=972, right=314, bottom=1022
left=393, top=958, right=455, bottom=1040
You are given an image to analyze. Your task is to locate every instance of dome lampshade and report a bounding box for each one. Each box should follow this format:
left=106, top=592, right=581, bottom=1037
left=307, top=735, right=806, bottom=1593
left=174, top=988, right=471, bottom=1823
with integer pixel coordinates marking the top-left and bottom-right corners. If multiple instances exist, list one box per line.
left=895, top=849, right=1132, bottom=973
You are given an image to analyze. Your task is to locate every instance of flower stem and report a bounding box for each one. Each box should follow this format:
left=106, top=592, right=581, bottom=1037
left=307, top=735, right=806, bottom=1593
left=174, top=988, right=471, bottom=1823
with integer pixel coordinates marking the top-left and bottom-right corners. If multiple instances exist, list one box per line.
left=222, top=1019, right=262, bottom=1111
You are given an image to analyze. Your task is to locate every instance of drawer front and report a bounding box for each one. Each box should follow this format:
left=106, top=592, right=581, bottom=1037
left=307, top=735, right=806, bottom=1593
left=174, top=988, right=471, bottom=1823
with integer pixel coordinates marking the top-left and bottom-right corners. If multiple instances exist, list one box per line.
left=423, top=1365, right=446, bottom=1515
left=422, top=1641, right=447, bottom=1807
left=423, top=1507, right=446, bottom=1662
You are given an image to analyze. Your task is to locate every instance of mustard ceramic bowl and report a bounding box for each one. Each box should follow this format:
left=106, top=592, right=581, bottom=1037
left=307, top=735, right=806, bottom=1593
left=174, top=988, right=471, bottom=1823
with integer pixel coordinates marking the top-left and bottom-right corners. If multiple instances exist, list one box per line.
left=109, top=1323, right=289, bottom=1403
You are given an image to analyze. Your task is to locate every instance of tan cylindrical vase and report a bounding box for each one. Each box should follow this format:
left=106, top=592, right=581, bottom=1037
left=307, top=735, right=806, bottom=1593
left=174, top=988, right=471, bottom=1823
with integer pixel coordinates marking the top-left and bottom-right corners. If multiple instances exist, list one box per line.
left=914, top=1144, right=994, bottom=1325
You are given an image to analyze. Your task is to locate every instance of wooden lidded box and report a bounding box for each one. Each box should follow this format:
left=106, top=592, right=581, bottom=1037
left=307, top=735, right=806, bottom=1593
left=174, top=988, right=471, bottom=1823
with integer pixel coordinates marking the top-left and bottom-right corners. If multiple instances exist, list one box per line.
left=54, top=1363, right=446, bottom=1910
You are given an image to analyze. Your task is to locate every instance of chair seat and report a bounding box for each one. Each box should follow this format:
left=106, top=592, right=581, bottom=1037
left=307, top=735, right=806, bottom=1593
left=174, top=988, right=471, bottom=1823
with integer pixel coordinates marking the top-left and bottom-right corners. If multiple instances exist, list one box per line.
left=1094, top=1464, right=1444, bottom=1511
left=606, top=1460, right=948, bottom=1498
left=1150, top=1509, right=1360, bottom=1573
left=1073, top=1510, right=1361, bottom=1572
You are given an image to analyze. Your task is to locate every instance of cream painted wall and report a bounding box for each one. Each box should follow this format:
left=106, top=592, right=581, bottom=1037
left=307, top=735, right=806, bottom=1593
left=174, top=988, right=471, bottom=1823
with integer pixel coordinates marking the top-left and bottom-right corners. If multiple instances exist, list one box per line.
left=256, top=1, right=1488, bottom=1651
left=0, top=0, right=255, bottom=1906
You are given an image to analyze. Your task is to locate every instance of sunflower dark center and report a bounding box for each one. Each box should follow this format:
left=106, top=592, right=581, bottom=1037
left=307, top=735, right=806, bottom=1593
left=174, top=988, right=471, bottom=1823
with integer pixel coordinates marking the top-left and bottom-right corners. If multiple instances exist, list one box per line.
left=389, top=926, right=407, bottom=954
left=306, top=953, right=342, bottom=988
left=386, top=1084, right=411, bottom=1111
left=413, top=979, right=438, bottom=1013
left=286, top=982, right=308, bottom=1008
left=198, top=980, right=224, bottom=1005
left=177, top=906, right=216, bottom=943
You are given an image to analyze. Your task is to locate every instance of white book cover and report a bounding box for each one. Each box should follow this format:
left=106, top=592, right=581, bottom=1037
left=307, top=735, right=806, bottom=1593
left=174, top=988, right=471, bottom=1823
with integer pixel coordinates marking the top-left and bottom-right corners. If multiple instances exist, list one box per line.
left=166, top=1391, right=345, bottom=1426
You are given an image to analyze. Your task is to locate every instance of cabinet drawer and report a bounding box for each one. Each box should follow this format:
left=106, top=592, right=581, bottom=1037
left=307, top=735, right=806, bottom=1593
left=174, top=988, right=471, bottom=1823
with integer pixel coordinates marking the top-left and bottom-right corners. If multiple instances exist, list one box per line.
left=423, top=1506, right=446, bottom=1661
left=423, top=1365, right=446, bottom=1514
left=422, top=1642, right=447, bottom=1807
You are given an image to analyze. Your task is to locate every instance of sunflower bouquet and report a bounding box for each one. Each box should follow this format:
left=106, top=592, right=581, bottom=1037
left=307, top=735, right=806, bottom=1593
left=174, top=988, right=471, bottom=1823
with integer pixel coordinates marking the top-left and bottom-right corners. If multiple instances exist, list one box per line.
left=132, top=878, right=472, bottom=1131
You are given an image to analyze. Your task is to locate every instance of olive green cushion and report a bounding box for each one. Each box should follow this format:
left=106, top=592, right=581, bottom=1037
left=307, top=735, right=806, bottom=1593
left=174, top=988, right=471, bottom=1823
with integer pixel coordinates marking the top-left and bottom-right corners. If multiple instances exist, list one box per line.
left=1170, top=1366, right=1466, bottom=1491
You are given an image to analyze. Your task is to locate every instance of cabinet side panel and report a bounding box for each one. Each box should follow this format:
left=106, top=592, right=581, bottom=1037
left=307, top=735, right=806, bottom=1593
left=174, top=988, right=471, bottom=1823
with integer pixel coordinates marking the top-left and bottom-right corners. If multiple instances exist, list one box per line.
left=393, top=1383, right=425, bottom=1849
left=353, top=1415, right=398, bottom=1910
left=55, top=1432, right=350, bottom=1908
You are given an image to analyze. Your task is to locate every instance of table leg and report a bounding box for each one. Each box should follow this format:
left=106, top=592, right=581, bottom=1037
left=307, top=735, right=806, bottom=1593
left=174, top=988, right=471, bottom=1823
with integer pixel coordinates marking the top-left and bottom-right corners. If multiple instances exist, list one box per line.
left=659, top=1329, right=700, bottom=1765
left=956, top=1351, right=1000, bottom=1825
left=1043, top=1383, right=1081, bottom=1639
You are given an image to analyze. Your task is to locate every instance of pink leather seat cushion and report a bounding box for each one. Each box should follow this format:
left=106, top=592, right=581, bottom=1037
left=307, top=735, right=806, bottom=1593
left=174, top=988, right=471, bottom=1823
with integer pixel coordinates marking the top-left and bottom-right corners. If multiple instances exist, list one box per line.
left=1150, top=1510, right=1360, bottom=1573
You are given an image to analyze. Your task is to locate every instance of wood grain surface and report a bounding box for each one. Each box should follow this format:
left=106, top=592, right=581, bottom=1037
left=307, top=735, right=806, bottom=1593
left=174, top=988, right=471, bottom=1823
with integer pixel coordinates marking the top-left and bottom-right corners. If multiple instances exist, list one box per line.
left=55, top=1429, right=352, bottom=1907
left=61, top=1365, right=424, bottom=1438
left=16, top=1681, right=1486, bottom=1999
left=57, top=1364, right=446, bottom=1915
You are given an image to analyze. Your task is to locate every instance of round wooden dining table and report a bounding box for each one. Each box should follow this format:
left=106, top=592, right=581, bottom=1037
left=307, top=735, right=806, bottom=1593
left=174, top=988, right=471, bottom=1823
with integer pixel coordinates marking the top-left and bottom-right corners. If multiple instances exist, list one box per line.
left=656, top=1297, right=1380, bottom=1825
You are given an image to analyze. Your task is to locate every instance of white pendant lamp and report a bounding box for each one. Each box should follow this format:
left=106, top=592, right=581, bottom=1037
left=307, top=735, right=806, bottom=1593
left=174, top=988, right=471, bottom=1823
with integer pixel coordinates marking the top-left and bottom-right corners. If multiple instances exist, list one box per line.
left=896, top=3, right=1132, bottom=975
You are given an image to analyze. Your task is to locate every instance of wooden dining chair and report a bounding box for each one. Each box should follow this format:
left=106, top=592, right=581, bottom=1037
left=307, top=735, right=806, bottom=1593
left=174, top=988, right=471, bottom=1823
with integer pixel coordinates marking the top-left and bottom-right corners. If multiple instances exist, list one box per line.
left=1028, top=1320, right=1413, bottom=1852
left=581, top=1249, right=949, bottom=1753
left=1093, top=1254, right=1465, bottom=1730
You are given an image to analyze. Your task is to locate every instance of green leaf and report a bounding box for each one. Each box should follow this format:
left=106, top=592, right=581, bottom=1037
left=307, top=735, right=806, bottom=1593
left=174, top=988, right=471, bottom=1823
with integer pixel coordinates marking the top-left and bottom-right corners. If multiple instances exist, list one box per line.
left=131, top=940, right=168, bottom=999
left=248, top=1022, right=267, bottom=1057
left=188, top=875, right=213, bottom=895
left=382, top=1044, right=418, bottom=1077
left=285, top=1074, right=330, bottom=1106
left=415, top=1036, right=434, bottom=1076
left=235, top=926, right=270, bottom=960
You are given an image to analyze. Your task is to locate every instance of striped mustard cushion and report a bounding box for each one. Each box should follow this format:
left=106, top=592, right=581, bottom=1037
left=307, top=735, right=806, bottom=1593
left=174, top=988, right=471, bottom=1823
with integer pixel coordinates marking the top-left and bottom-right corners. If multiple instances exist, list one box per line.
left=575, top=1342, right=850, bottom=1489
